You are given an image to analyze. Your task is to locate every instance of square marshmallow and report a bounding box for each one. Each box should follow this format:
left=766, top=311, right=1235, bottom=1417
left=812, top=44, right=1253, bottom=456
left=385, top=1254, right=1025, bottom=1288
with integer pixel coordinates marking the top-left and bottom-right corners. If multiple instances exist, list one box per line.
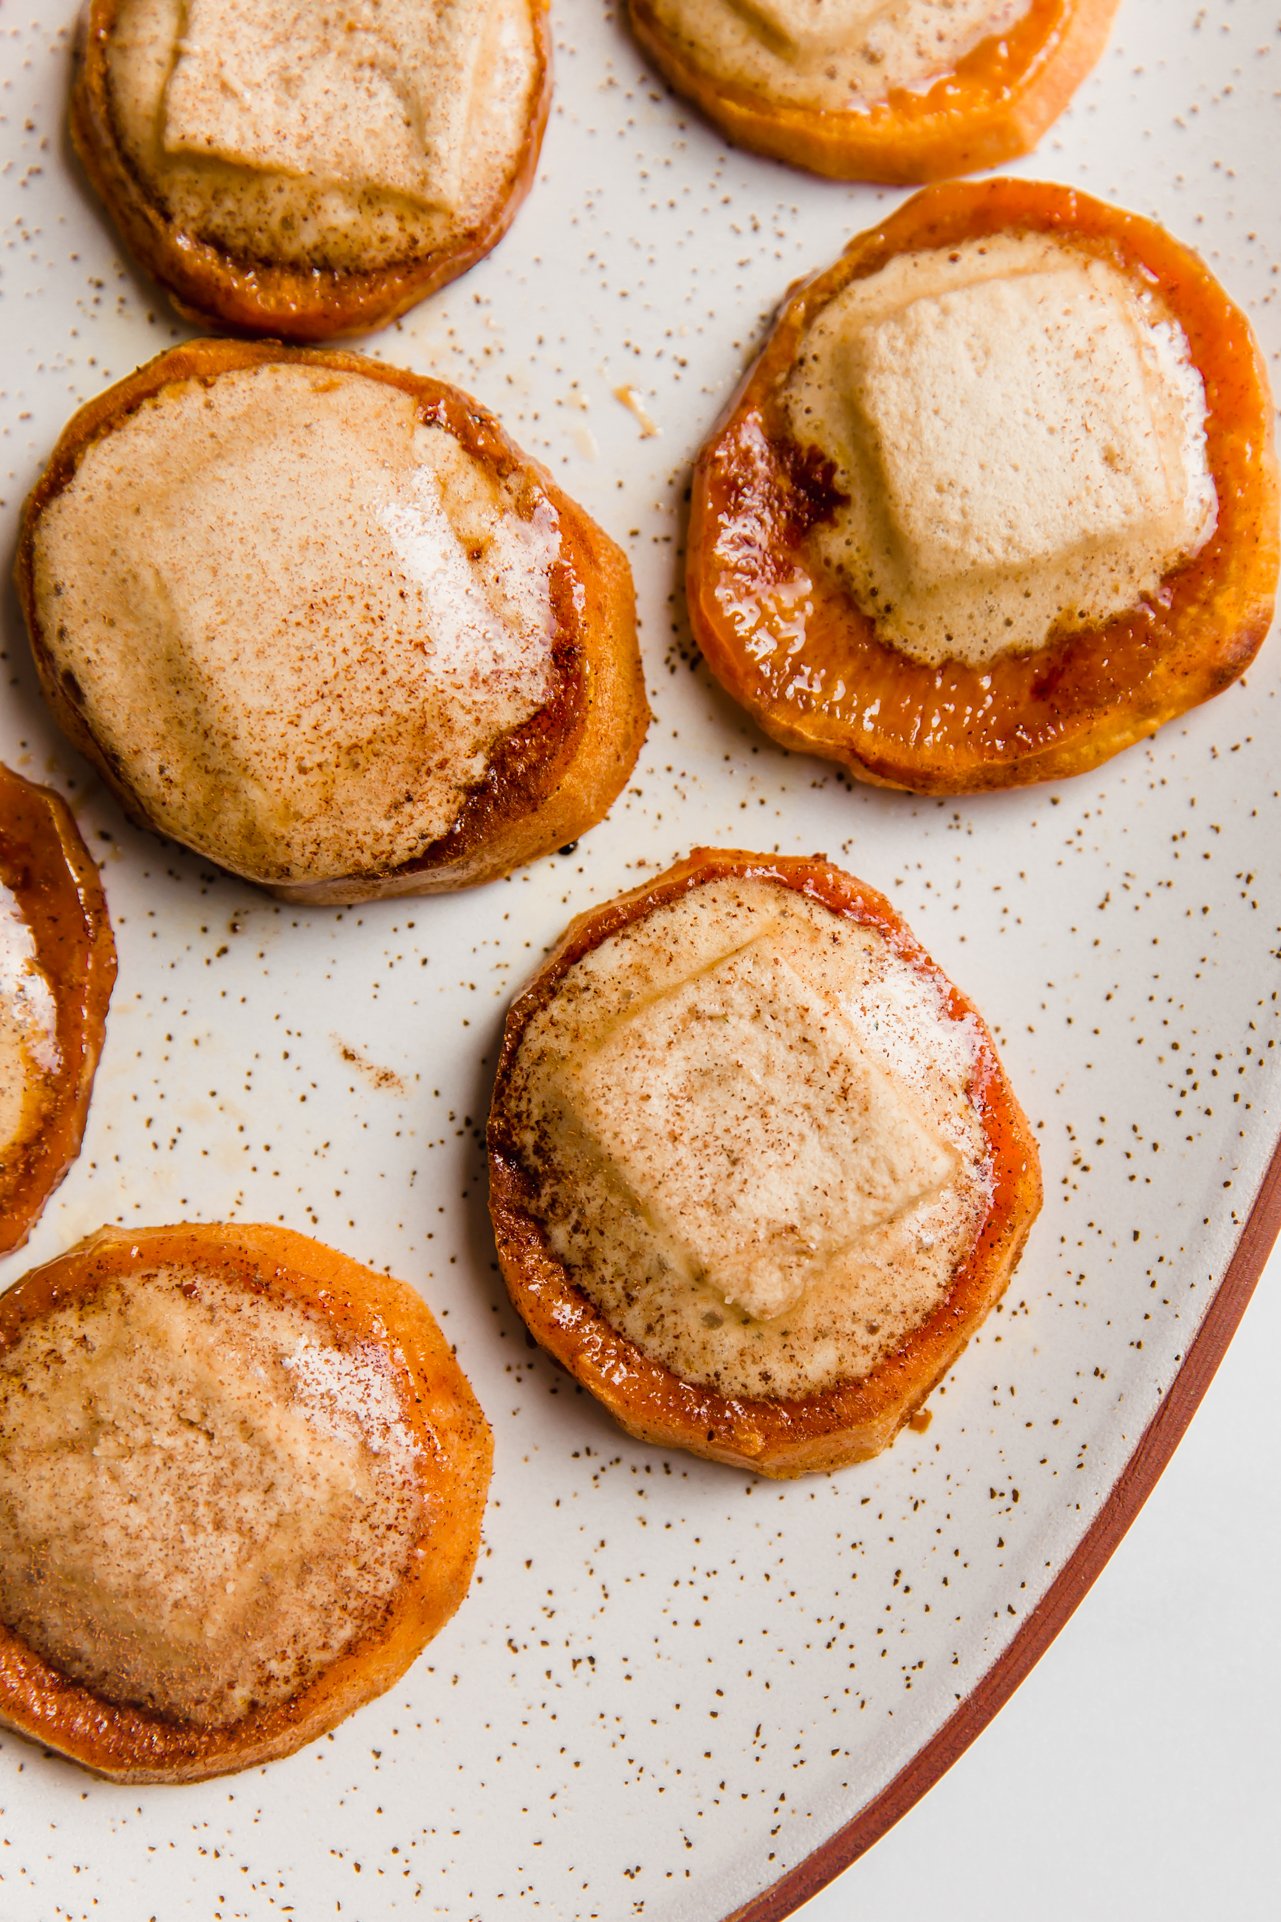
left=847, top=265, right=1181, bottom=590
left=559, top=939, right=955, bottom=1321
left=163, top=0, right=488, bottom=209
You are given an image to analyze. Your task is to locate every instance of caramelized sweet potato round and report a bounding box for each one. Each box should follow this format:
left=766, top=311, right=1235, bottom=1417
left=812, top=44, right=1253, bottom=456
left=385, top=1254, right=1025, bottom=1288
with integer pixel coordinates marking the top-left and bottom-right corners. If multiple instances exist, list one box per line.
left=16, top=339, right=648, bottom=902
left=488, top=848, right=1041, bottom=1477
left=70, top=0, right=553, bottom=340
left=688, top=179, right=1280, bottom=793
left=0, top=1222, right=492, bottom=1781
left=629, top=0, right=1119, bottom=182
left=0, top=766, right=116, bottom=1256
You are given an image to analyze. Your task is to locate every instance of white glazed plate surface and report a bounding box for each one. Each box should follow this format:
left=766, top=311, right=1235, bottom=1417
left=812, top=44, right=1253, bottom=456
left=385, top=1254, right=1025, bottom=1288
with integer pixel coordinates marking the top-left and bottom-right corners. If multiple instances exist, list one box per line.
left=0, top=4, right=1278, bottom=1918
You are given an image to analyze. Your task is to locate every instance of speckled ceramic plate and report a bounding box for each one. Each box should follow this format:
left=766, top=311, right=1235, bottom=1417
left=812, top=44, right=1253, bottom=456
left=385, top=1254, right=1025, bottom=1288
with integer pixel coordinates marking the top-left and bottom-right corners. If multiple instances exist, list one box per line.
left=1, top=4, right=1278, bottom=1918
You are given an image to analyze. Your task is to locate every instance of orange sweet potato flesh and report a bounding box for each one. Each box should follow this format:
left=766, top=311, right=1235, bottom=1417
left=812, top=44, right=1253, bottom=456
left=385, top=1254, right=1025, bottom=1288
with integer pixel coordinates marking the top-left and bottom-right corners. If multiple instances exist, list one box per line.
left=0, top=766, right=116, bottom=1255
left=688, top=179, right=1280, bottom=794
left=629, top=0, right=1119, bottom=182
left=0, top=1223, right=493, bottom=1782
left=488, top=848, right=1042, bottom=1477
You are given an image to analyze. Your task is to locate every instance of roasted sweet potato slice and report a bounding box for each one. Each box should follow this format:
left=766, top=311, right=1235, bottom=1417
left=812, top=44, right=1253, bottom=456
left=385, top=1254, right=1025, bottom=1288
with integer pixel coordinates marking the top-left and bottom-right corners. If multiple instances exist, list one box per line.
left=488, top=848, right=1041, bottom=1476
left=0, top=1222, right=492, bottom=1780
left=17, top=340, right=647, bottom=901
left=71, top=0, right=553, bottom=339
left=629, top=0, right=1119, bottom=182
left=688, top=179, right=1279, bottom=793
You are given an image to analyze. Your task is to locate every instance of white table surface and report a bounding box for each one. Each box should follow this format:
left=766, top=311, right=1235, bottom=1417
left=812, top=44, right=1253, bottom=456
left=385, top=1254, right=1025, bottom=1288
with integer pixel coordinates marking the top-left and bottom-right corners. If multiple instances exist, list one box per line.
left=796, top=1231, right=1281, bottom=1921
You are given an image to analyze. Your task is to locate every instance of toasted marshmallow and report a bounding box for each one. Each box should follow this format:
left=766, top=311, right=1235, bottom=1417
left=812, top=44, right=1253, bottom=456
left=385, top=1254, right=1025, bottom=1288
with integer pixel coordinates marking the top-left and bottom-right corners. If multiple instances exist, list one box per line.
left=560, top=940, right=956, bottom=1322
left=105, top=0, right=539, bottom=271
left=785, top=231, right=1216, bottom=664
left=162, top=0, right=490, bottom=212
left=648, top=0, right=1029, bottom=110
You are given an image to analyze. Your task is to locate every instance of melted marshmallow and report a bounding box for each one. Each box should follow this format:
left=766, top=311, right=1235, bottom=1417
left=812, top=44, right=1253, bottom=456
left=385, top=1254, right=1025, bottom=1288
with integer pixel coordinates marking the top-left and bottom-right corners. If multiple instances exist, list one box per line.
left=163, top=0, right=492, bottom=211
left=106, top=0, right=540, bottom=271
left=785, top=232, right=1216, bottom=664
left=562, top=940, right=956, bottom=1321
left=647, top=0, right=1029, bottom=111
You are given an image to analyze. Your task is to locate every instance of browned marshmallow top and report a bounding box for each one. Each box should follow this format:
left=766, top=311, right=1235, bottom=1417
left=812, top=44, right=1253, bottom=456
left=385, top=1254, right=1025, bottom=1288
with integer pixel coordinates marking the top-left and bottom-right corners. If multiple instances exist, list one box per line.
left=784, top=231, right=1215, bottom=664
left=106, top=0, right=541, bottom=271
left=646, top=0, right=1029, bottom=111
left=31, top=361, right=561, bottom=887
left=0, top=1265, right=422, bottom=1727
left=505, top=878, right=993, bottom=1399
